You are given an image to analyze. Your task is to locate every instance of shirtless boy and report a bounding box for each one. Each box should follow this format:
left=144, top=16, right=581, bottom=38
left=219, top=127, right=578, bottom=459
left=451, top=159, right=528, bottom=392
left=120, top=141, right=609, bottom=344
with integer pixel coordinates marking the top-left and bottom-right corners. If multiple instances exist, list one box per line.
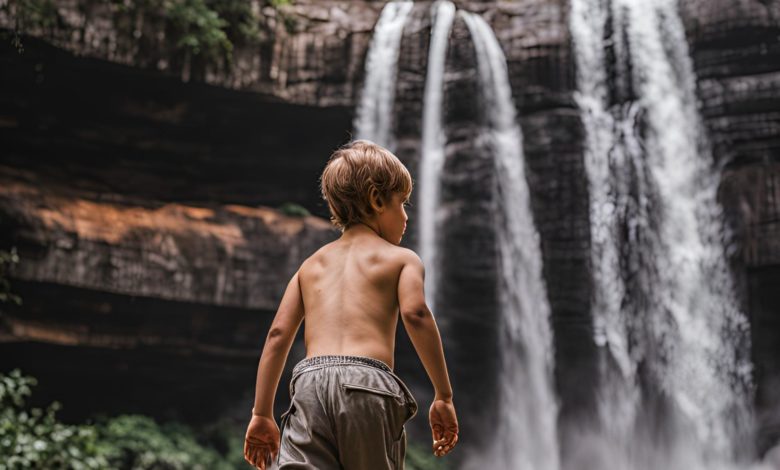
left=244, top=140, right=459, bottom=469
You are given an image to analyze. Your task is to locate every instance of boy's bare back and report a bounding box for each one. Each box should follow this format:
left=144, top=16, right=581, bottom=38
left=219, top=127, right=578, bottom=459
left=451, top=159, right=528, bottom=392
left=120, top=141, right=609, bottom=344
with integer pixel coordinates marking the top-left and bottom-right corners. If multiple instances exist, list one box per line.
left=299, top=224, right=418, bottom=369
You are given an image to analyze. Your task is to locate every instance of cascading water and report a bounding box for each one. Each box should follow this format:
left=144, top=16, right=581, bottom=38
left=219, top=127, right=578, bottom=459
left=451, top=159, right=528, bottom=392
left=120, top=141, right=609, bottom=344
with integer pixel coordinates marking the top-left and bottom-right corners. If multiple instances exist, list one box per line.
left=418, top=0, right=456, bottom=314
left=459, top=11, right=560, bottom=470
left=569, top=0, right=754, bottom=468
left=353, top=0, right=413, bottom=150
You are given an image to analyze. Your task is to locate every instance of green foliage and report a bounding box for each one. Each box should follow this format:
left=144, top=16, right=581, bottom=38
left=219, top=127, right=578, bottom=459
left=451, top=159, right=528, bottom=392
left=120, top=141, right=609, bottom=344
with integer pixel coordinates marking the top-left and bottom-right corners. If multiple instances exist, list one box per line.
left=0, top=246, right=22, bottom=306
left=0, top=369, right=107, bottom=469
left=208, top=0, right=264, bottom=47
left=0, top=369, right=243, bottom=469
left=94, top=415, right=233, bottom=470
left=406, top=439, right=451, bottom=470
left=263, top=0, right=297, bottom=34
left=278, top=202, right=310, bottom=217
left=164, top=0, right=233, bottom=66
left=3, top=0, right=306, bottom=67
left=1, top=0, right=61, bottom=53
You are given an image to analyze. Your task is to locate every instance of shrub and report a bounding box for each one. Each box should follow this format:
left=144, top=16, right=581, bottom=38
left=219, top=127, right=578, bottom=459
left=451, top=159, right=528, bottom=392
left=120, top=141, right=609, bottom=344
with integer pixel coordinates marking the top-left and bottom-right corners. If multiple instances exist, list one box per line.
left=0, top=369, right=107, bottom=469
left=0, top=369, right=241, bottom=469
left=94, top=414, right=232, bottom=470
left=0, top=247, right=22, bottom=306
left=278, top=202, right=310, bottom=217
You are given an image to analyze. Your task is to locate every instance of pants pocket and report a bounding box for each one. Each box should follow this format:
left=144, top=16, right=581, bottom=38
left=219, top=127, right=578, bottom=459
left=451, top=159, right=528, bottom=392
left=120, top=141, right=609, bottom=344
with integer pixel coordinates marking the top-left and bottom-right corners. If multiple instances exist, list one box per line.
left=277, top=401, right=296, bottom=465
left=341, top=382, right=407, bottom=440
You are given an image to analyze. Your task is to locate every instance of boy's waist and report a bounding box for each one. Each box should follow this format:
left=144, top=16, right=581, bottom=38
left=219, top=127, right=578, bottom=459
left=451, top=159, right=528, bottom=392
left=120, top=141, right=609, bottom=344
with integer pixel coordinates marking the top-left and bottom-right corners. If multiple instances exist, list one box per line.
left=292, top=354, right=393, bottom=376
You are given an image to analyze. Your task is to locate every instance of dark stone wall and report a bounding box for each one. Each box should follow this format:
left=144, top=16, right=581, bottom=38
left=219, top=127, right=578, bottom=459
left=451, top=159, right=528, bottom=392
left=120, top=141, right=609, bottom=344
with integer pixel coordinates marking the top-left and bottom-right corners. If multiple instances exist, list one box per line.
left=0, top=37, right=351, bottom=216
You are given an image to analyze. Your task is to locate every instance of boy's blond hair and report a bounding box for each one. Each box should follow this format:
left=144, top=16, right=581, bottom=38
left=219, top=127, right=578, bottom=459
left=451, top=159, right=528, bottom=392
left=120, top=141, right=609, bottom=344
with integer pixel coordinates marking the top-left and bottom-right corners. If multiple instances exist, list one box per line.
left=320, top=139, right=413, bottom=232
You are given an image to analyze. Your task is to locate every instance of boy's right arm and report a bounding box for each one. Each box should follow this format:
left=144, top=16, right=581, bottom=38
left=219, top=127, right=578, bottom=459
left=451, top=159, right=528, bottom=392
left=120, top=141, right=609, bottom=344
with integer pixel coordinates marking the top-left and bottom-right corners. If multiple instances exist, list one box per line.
left=397, top=250, right=453, bottom=400
left=397, top=249, right=459, bottom=457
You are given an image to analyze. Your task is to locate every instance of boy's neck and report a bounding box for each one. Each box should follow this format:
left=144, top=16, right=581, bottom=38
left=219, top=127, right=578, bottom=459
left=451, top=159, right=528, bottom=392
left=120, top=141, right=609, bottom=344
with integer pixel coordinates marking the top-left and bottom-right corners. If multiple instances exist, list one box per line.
left=344, top=221, right=381, bottom=239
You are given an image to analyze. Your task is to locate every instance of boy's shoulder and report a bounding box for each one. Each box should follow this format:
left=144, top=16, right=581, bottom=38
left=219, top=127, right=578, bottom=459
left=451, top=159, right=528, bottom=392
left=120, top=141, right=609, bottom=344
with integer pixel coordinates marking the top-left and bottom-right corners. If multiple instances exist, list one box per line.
left=300, top=240, right=422, bottom=273
left=394, top=246, right=423, bottom=267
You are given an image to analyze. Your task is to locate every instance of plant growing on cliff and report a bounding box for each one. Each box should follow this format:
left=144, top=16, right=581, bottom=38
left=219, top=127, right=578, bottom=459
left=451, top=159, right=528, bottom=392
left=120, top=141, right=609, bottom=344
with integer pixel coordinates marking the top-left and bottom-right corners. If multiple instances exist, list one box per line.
left=109, top=0, right=236, bottom=70
left=1, top=0, right=62, bottom=53
left=278, top=202, right=310, bottom=217
left=0, top=247, right=22, bottom=307
left=3, top=0, right=308, bottom=74
left=164, top=0, right=234, bottom=69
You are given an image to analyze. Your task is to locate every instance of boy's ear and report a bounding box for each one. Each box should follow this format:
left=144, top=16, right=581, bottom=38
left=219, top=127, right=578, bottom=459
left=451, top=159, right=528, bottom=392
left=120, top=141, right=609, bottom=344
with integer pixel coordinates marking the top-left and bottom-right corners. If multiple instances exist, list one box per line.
left=368, top=187, right=385, bottom=213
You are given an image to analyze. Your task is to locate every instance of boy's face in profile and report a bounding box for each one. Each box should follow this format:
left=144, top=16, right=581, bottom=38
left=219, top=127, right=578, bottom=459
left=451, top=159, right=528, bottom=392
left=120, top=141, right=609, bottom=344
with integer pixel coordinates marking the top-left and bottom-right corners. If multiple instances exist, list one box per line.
left=372, top=191, right=410, bottom=246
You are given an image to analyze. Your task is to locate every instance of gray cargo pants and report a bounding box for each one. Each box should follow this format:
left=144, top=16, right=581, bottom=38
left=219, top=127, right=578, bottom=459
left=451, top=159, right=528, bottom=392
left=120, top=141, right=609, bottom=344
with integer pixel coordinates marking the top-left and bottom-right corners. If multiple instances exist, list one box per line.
left=276, top=355, right=419, bottom=469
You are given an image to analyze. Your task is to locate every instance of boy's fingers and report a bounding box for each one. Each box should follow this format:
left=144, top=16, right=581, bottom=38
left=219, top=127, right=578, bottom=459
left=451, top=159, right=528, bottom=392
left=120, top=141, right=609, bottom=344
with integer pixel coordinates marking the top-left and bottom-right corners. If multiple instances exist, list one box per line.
left=434, top=431, right=457, bottom=445
left=244, top=440, right=252, bottom=461
left=435, top=440, right=457, bottom=456
left=433, top=431, right=458, bottom=456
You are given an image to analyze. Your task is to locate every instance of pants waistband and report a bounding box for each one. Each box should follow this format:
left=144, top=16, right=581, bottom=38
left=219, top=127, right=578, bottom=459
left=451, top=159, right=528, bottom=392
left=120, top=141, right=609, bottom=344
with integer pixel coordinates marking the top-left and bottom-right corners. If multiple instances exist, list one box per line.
left=292, top=355, right=393, bottom=377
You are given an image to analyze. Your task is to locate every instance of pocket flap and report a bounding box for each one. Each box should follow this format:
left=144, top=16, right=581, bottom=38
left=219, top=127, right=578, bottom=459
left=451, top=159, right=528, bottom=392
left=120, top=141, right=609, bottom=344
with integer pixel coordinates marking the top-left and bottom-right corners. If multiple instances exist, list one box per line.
left=342, top=383, right=402, bottom=399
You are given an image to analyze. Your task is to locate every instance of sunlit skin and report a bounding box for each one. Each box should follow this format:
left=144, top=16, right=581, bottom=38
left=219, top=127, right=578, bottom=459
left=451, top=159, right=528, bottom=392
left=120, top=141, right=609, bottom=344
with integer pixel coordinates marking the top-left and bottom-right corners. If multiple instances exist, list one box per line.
left=244, top=189, right=459, bottom=469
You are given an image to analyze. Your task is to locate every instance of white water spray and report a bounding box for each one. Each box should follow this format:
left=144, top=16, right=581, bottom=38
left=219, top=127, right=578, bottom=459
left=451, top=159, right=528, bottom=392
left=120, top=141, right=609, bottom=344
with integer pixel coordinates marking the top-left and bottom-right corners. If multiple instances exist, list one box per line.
left=418, top=1, right=456, bottom=314
left=569, top=0, right=754, bottom=467
left=460, top=11, right=560, bottom=470
left=353, top=1, right=414, bottom=150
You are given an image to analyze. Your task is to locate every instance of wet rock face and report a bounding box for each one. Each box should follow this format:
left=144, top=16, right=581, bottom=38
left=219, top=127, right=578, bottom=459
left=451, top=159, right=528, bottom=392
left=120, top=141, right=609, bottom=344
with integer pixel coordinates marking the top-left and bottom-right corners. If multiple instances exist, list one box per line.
left=0, top=0, right=385, bottom=106
left=0, top=175, right=338, bottom=312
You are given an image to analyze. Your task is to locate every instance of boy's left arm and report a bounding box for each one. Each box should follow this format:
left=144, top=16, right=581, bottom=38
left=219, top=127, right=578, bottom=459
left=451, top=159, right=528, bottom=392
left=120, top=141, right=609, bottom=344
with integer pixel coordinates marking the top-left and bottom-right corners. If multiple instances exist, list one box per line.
left=251, top=269, right=305, bottom=418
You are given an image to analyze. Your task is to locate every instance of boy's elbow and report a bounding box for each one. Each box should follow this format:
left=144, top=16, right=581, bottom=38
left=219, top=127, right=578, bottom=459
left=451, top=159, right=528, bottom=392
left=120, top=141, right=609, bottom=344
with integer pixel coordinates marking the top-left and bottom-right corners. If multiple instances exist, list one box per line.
left=265, top=326, right=292, bottom=346
left=401, top=306, right=431, bottom=326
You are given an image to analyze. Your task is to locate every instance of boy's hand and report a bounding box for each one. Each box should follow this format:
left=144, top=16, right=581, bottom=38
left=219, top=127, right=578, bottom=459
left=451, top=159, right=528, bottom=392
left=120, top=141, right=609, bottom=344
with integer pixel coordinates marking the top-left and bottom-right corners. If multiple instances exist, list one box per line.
left=429, top=398, right=459, bottom=457
left=244, top=415, right=280, bottom=469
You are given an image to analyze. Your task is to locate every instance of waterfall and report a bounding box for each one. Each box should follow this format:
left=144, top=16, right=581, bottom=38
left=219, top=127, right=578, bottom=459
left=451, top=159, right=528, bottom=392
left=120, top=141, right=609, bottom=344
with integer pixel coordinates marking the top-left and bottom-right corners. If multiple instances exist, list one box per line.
left=570, top=0, right=754, bottom=467
left=418, top=0, right=456, bottom=314
left=460, top=11, right=560, bottom=470
left=353, top=0, right=414, bottom=150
